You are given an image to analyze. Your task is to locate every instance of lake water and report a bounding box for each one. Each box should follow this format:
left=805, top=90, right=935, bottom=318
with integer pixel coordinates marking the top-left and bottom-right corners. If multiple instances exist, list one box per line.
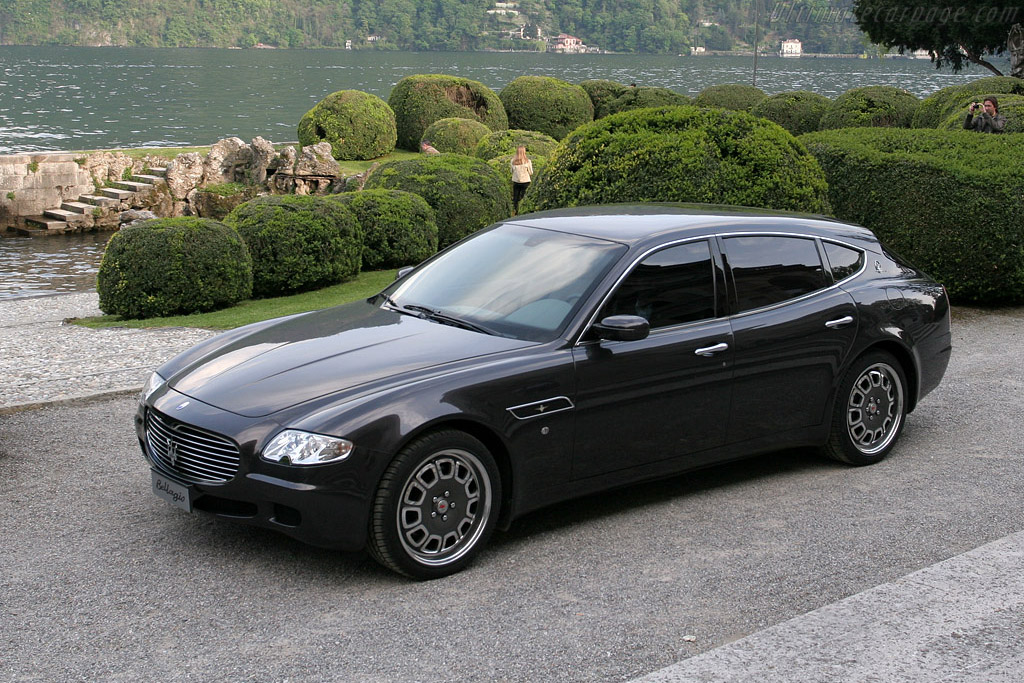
left=0, top=47, right=998, bottom=299
left=0, top=46, right=995, bottom=155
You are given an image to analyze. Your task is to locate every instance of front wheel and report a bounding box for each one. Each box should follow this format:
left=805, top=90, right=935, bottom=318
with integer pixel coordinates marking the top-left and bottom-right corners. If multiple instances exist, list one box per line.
left=368, top=430, right=501, bottom=579
left=824, top=351, right=908, bottom=466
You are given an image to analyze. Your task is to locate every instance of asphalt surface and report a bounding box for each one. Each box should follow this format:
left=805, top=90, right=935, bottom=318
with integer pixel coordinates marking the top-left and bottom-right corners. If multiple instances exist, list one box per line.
left=1, top=304, right=1023, bottom=681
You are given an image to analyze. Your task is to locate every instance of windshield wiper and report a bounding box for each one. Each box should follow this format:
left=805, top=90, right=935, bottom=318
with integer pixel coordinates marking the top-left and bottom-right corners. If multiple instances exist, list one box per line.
left=401, top=304, right=497, bottom=336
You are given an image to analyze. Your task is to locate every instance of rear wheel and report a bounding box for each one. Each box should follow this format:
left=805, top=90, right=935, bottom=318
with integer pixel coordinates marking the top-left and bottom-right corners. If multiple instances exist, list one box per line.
left=824, top=351, right=907, bottom=466
left=368, top=430, right=500, bottom=579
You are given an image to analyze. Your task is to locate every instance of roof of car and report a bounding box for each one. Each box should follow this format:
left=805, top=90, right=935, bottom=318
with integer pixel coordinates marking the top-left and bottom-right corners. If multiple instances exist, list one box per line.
left=505, top=203, right=875, bottom=246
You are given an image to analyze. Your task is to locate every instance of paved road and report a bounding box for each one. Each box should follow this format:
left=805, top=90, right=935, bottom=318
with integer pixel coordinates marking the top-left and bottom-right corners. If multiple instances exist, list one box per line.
left=1, top=303, right=1022, bottom=681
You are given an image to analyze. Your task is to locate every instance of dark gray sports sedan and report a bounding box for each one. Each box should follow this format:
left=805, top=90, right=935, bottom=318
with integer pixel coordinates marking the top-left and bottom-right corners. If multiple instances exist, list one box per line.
left=137, top=204, right=951, bottom=579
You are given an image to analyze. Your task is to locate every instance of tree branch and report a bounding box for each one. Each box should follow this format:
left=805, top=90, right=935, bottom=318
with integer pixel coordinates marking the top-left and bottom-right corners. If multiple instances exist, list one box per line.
left=961, top=45, right=1004, bottom=77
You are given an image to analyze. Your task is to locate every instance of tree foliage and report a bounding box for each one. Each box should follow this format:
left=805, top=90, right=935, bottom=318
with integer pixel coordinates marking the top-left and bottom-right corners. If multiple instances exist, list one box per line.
left=853, top=1, right=1024, bottom=76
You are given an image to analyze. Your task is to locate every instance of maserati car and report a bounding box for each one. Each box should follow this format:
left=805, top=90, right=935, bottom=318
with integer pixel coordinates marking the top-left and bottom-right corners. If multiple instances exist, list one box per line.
left=137, top=204, right=951, bottom=579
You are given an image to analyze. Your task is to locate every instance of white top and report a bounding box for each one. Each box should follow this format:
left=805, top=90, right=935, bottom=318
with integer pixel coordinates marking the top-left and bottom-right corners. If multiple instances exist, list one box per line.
left=511, top=159, right=533, bottom=183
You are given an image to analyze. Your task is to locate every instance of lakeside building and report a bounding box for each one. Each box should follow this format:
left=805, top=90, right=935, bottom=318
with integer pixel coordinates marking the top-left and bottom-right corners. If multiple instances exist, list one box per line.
left=780, top=39, right=802, bottom=57
left=551, top=33, right=586, bottom=53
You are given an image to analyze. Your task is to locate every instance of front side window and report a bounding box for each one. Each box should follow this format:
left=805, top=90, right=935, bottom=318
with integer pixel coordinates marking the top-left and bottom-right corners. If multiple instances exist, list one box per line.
left=724, top=236, right=827, bottom=313
left=600, top=240, right=716, bottom=329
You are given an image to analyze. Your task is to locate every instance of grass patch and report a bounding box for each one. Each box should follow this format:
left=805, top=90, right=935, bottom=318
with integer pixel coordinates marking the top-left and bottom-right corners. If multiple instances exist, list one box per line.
left=334, top=150, right=420, bottom=175
left=73, top=269, right=397, bottom=330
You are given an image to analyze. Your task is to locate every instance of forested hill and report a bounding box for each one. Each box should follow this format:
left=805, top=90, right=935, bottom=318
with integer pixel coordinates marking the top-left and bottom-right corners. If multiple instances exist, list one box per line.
left=0, top=0, right=867, bottom=55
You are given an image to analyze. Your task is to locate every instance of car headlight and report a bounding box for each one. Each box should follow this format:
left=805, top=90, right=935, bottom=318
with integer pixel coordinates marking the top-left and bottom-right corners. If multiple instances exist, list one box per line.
left=141, top=372, right=165, bottom=403
left=261, top=430, right=354, bottom=466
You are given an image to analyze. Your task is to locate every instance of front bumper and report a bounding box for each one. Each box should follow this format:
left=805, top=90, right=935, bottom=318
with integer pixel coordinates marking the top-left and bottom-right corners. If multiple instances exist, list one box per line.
left=135, top=388, right=377, bottom=551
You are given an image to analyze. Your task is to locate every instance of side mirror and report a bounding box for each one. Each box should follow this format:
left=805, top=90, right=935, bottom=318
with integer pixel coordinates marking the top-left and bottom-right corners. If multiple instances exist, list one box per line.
left=395, top=266, right=414, bottom=281
left=592, top=315, right=650, bottom=342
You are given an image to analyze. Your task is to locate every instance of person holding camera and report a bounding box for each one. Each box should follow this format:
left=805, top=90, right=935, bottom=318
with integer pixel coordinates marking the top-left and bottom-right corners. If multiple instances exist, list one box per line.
left=963, top=97, right=1006, bottom=133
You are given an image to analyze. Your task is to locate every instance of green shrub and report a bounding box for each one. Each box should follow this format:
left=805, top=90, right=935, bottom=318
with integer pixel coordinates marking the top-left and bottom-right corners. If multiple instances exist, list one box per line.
left=97, top=217, right=252, bottom=319
left=499, top=76, right=594, bottom=140
left=693, top=83, right=766, bottom=112
left=474, top=129, right=560, bottom=160
left=364, top=154, right=512, bottom=247
left=329, top=189, right=439, bottom=269
left=751, top=90, right=832, bottom=136
left=936, top=93, right=1024, bottom=134
left=799, top=128, right=1024, bottom=305
left=579, top=79, right=630, bottom=116
left=596, top=86, right=691, bottom=119
left=420, top=117, right=492, bottom=155
left=225, top=195, right=363, bottom=297
left=912, top=76, right=1024, bottom=128
left=522, top=106, right=828, bottom=214
left=388, top=74, right=508, bottom=151
left=297, top=90, right=397, bottom=161
left=819, top=86, right=919, bottom=130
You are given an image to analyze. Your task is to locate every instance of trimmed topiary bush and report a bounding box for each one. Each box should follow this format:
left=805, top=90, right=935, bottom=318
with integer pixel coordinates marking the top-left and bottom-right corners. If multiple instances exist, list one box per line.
left=474, top=129, right=560, bottom=160
left=596, top=86, right=691, bottom=119
left=420, top=117, right=492, bottom=155
left=225, top=195, right=363, bottom=297
left=938, top=94, right=1024, bottom=133
left=522, top=106, right=828, bottom=215
left=329, top=189, right=439, bottom=269
left=97, top=217, right=252, bottom=319
left=297, top=90, right=397, bottom=160
left=499, top=76, right=594, bottom=140
left=912, top=76, right=1024, bottom=128
left=799, top=128, right=1024, bottom=305
left=819, top=86, right=919, bottom=130
left=364, top=154, right=512, bottom=248
left=694, top=83, right=766, bottom=112
left=751, top=90, right=832, bottom=136
left=388, top=74, right=508, bottom=151
left=579, top=79, right=631, bottom=116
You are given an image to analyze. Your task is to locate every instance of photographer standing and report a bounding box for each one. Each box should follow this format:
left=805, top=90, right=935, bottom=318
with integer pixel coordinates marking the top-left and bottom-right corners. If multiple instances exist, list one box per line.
left=964, top=97, right=1006, bottom=133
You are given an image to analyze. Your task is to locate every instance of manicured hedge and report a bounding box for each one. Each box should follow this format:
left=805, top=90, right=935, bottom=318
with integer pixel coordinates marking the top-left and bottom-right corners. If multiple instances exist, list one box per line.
left=751, top=90, right=832, bottom=136
left=938, top=93, right=1024, bottom=134
left=819, top=86, right=918, bottom=130
left=799, top=128, right=1024, bottom=304
left=297, top=90, right=397, bottom=160
left=97, top=217, right=252, bottom=319
left=499, top=76, right=594, bottom=140
left=579, top=79, right=631, bottom=117
left=363, top=154, right=512, bottom=247
left=694, top=83, right=766, bottom=111
left=329, top=189, right=438, bottom=269
left=596, top=86, right=690, bottom=119
left=388, top=74, right=508, bottom=151
left=420, top=117, right=492, bottom=155
left=474, top=129, right=559, bottom=160
left=912, top=76, right=1024, bottom=128
left=225, top=195, right=363, bottom=297
left=522, top=106, right=828, bottom=214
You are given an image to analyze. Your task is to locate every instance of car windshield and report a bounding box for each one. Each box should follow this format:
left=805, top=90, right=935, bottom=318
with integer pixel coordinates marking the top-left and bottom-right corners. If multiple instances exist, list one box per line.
left=380, top=224, right=627, bottom=342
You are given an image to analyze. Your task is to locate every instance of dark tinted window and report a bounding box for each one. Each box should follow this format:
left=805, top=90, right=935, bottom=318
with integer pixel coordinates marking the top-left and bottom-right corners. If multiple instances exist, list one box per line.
left=725, top=236, right=827, bottom=313
left=823, top=241, right=864, bottom=281
left=601, top=241, right=716, bottom=328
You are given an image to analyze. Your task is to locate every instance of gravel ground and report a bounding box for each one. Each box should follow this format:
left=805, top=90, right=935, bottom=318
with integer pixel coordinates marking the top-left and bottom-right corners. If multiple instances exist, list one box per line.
left=0, top=302, right=1021, bottom=681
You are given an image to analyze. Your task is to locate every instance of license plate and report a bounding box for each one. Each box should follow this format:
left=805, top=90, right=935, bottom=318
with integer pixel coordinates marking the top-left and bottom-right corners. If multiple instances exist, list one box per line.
left=152, top=470, right=193, bottom=512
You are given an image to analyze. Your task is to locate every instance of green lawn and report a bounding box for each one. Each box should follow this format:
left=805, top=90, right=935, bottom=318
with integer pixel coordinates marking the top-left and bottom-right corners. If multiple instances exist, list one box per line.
left=73, top=269, right=398, bottom=330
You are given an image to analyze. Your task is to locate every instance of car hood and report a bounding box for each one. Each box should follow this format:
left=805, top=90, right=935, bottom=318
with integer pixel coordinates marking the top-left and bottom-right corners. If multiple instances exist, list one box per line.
left=168, top=300, right=534, bottom=417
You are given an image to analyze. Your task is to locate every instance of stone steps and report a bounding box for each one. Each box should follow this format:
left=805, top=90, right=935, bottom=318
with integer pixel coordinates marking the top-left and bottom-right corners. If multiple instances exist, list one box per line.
left=100, top=187, right=135, bottom=201
left=43, top=208, right=78, bottom=221
left=23, top=215, right=67, bottom=232
left=111, top=180, right=155, bottom=193
left=79, top=194, right=119, bottom=207
left=60, top=201, right=95, bottom=214
left=148, top=166, right=168, bottom=177
left=132, top=174, right=165, bottom=184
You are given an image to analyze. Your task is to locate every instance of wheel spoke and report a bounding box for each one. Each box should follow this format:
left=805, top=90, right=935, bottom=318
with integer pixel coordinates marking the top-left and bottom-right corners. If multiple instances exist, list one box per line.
left=845, top=362, right=904, bottom=455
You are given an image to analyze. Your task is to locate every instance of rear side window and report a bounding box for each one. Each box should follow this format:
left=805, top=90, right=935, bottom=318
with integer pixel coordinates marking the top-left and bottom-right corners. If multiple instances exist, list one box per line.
left=601, top=240, right=716, bottom=329
left=823, top=241, right=864, bottom=282
left=724, top=236, right=828, bottom=313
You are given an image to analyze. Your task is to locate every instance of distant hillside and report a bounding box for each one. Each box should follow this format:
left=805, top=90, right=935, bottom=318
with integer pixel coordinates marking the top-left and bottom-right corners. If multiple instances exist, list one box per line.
left=0, top=0, right=868, bottom=55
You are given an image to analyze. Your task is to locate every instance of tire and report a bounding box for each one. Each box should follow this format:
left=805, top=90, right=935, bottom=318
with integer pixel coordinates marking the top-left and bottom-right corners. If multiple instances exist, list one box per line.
left=824, top=351, right=908, bottom=466
left=367, top=430, right=501, bottom=579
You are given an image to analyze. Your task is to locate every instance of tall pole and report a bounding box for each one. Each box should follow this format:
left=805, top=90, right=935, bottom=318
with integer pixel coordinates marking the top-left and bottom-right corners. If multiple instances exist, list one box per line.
left=752, top=0, right=760, bottom=87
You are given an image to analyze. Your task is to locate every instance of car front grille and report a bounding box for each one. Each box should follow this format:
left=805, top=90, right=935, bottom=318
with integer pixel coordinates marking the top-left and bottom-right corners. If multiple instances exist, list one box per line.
left=146, top=409, right=241, bottom=484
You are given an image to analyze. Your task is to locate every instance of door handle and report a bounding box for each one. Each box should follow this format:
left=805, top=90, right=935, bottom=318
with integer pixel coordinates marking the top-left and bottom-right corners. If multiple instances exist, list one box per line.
left=695, top=342, right=729, bottom=357
left=825, top=315, right=854, bottom=329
